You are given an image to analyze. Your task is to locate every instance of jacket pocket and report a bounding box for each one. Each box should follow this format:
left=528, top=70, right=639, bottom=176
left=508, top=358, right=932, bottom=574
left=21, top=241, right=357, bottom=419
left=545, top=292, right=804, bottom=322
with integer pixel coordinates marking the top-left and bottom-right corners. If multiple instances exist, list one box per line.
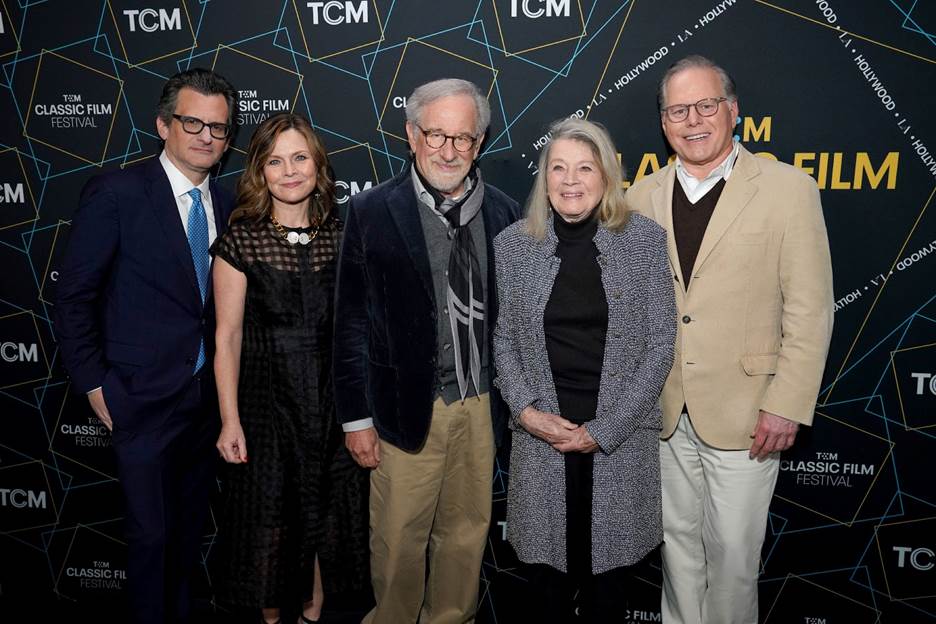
left=741, top=353, right=779, bottom=375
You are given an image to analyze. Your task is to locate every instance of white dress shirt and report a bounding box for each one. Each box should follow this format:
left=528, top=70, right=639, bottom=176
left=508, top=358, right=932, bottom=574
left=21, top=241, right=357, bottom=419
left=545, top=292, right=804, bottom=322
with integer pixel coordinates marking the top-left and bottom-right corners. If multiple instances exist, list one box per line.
left=159, top=150, right=218, bottom=245
left=674, top=141, right=740, bottom=204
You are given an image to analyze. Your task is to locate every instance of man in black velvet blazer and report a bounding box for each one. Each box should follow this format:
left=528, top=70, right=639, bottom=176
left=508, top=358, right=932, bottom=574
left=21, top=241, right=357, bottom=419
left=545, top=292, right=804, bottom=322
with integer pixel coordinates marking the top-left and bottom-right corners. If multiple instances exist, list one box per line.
left=334, top=79, right=520, bottom=623
left=53, top=69, right=236, bottom=624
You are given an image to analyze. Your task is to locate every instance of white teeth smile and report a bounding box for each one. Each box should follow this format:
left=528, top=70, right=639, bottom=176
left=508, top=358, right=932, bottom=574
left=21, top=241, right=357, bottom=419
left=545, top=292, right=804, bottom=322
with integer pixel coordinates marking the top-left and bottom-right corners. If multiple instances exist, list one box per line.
left=685, top=133, right=709, bottom=141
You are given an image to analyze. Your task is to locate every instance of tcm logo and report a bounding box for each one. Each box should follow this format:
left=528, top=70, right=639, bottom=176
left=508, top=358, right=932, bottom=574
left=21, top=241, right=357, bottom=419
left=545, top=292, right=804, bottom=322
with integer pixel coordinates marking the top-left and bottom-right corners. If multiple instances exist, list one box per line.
left=0, top=488, right=47, bottom=509
left=510, top=0, right=571, bottom=18
left=123, top=8, right=182, bottom=32
left=335, top=181, right=372, bottom=204
left=910, top=372, right=936, bottom=395
left=893, top=546, right=934, bottom=571
left=1, top=342, right=38, bottom=363
left=0, top=183, right=25, bottom=204
left=307, top=1, right=369, bottom=25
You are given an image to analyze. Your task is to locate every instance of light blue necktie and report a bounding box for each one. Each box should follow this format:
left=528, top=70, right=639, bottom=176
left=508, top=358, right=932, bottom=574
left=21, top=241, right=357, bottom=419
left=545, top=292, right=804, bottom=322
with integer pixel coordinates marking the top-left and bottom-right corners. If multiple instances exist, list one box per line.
left=187, top=188, right=209, bottom=373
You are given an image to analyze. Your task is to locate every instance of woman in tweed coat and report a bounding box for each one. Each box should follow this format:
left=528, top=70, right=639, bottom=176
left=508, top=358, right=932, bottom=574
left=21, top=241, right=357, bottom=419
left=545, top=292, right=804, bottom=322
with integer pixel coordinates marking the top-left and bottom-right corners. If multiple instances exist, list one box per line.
left=493, top=118, right=676, bottom=621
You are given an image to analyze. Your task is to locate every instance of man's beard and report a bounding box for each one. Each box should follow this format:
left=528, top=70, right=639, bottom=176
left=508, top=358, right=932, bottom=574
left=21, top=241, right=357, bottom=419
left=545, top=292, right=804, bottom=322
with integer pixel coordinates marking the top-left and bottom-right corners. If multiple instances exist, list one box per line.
left=423, top=159, right=469, bottom=195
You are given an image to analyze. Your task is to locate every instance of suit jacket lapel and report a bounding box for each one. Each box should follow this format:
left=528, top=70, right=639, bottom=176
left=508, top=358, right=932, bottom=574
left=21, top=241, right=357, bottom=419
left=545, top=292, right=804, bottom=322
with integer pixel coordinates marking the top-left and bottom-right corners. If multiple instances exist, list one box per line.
left=692, top=146, right=759, bottom=277
left=205, top=180, right=231, bottom=306
left=209, top=180, right=228, bottom=236
left=385, top=169, right=435, bottom=302
left=145, top=159, right=201, bottom=304
left=650, top=164, right=683, bottom=286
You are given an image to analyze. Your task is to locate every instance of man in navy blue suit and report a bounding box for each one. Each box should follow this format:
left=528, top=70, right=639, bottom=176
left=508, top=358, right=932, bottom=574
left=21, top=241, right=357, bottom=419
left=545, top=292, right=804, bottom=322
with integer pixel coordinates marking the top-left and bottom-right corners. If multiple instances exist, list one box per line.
left=54, top=68, right=236, bottom=624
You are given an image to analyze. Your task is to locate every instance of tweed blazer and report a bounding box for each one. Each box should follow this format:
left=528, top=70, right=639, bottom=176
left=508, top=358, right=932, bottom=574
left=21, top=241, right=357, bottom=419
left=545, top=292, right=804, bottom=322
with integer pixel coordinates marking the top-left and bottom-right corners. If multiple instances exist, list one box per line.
left=492, top=212, right=676, bottom=573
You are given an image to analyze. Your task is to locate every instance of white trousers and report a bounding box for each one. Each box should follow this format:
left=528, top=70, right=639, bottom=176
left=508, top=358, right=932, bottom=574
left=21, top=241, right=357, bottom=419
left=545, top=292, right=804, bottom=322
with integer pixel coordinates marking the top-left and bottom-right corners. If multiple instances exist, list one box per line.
left=660, top=414, right=779, bottom=624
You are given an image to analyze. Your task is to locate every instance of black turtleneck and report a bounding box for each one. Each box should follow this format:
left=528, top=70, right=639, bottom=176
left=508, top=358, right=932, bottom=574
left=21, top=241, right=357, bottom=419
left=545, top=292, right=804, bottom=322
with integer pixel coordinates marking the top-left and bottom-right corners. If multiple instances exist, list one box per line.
left=543, top=209, right=608, bottom=424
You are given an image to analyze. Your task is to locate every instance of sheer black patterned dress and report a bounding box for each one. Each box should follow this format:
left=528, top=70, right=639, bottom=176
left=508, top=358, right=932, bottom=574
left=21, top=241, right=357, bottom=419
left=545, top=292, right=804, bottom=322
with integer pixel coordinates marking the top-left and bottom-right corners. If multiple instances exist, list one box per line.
left=211, top=215, right=368, bottom=609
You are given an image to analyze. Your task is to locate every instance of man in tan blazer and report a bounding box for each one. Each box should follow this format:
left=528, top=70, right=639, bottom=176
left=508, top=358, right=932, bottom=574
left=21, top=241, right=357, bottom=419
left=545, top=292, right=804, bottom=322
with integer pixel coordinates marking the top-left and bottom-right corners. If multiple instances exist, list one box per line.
left=624, top=55, right=834, bottom=624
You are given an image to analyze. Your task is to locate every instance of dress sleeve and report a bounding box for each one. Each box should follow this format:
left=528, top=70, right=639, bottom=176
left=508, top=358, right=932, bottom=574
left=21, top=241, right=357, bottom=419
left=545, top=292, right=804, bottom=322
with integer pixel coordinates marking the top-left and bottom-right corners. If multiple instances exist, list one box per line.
left=211, top=221, right=245, bottom=273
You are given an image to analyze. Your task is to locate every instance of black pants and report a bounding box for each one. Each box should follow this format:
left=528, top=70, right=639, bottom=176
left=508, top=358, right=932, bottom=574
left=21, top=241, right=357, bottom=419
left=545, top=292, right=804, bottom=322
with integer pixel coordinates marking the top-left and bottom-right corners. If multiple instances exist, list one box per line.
left=110, top=373, right=219, bottom=624
left=523, top=451, right=637, bottom=622
left=523, top=561, right=635, bottom=623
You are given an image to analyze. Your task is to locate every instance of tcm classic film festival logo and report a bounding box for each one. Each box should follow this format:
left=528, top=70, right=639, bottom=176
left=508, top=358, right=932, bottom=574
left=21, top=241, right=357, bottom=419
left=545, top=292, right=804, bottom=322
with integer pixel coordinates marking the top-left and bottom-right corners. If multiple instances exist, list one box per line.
left=779, top=451, right=875, bottom=488
left=56, top=526, right=129, bottom=596
left=775, top=411, right=892, bottom=525
left=0, top=461, right=57, bottom=533
left=294, top=0, right=384, bottom=61
left=0, top=311, right=49, bottom=390
left=891, top=340, right=935, bottom=432
left=210, top=44, right=302, bottom=154
left=491, top=0, right=586, bottom=58
left=24, top=51, right=122, bottom=165
left=0, top=148, right=37, bottom=229
left=486, top=0, right=585, bottom=71
left=62, top=560, right=127, bottom=592
left=108, top=1, right=196, bottom=66
left=876, top=516, right=935, bottom=600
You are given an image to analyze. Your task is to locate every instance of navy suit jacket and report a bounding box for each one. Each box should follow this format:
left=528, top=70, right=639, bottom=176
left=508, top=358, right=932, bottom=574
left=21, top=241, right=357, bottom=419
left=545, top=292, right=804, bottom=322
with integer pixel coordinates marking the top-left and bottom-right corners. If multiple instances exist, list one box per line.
left=54, top=157, right=234, bottom=433
left=333, top=165, right=521, bottom=452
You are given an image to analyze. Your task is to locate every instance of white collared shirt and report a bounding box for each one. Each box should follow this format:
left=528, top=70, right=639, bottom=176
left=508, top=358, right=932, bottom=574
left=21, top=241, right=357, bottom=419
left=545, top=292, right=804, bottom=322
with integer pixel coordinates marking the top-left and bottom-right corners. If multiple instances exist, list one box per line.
left=159, top=150, right=218, bottom=245
left=412, top=164, right=474, bottom=223
left=674, top=141, right=740, bottom=204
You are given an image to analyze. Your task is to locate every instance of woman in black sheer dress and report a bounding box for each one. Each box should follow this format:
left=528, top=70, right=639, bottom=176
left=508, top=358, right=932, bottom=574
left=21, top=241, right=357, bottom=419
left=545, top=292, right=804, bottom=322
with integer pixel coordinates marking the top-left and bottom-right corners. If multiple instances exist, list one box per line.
left=212, top=113, right=368, bottom=624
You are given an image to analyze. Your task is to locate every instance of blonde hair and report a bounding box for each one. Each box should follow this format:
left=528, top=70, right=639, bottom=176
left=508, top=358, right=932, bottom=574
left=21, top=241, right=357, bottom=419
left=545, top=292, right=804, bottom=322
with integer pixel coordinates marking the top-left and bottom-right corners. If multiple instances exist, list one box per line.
left=525, top=117, right=630, bottom=240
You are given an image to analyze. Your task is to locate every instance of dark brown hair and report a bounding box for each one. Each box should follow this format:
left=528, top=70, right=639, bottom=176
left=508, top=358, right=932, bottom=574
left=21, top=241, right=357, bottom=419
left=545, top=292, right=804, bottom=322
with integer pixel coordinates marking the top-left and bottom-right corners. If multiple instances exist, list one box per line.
left=230, top=113, right=335, bottom=225
left=157, top=67, right=236, bottom=126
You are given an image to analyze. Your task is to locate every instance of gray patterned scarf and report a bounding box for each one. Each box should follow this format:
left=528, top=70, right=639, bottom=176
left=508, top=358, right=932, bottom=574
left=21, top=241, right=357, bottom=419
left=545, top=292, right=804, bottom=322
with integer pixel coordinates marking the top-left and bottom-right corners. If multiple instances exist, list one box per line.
left=415, top=163, right=486, bottom=400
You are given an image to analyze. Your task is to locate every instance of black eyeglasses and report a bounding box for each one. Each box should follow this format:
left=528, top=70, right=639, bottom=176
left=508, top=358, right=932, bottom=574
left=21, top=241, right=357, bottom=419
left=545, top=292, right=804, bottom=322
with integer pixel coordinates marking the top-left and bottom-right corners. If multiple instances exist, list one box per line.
left=171, top=114, right=232, bottom=139
left=416, top=125, right=478, bottom=153
left=661, top=97, right=728, bottom=123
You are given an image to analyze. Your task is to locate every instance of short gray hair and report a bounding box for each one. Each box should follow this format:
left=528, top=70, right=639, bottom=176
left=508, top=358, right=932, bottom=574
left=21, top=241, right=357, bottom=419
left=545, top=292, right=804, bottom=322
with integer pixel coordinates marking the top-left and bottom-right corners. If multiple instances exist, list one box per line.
left=657, top=55, right=736, bottom=110
left=404, top=78, right=491, bottom=137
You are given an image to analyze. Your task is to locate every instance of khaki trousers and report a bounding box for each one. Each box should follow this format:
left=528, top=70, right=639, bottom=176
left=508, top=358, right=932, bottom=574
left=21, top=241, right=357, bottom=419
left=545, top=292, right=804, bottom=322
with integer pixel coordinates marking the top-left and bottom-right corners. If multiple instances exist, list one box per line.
left=363, top=394, right=494, bottom=624
left=660, top=414, right=780, bottom=624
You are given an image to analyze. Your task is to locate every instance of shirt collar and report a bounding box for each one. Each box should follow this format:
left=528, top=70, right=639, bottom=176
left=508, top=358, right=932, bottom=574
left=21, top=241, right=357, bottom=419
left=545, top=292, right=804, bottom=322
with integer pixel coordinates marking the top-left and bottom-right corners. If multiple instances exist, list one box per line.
left=159, top=150, right=211, bottom=201
left=675, top=141, right=740, bottom=185
left=411, top=163, right=473, bottom=211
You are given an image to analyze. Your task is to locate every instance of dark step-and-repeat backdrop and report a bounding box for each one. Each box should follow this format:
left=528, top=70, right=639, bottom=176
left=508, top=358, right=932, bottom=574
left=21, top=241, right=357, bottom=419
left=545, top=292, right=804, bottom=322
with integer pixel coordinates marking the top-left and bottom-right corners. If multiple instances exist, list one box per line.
left=1, top=1, right=934, bottom=622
